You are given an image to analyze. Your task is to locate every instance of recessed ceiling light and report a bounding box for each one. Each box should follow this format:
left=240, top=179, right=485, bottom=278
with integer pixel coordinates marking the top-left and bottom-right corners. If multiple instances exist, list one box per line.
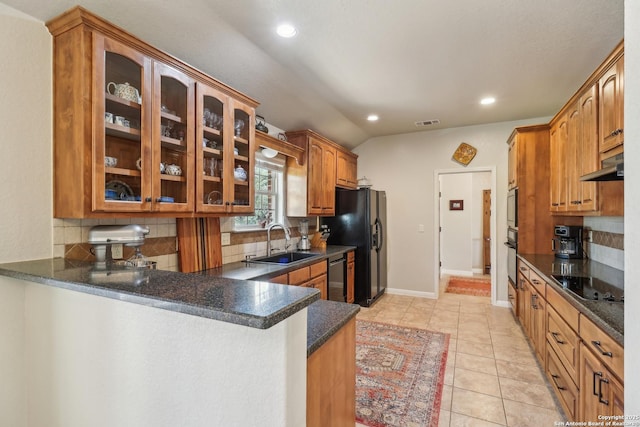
left=367, top=114, right=379, bottom=122
left=480, top=97, right=496, bottom=105
left=276, top=23, right=297, bottom=38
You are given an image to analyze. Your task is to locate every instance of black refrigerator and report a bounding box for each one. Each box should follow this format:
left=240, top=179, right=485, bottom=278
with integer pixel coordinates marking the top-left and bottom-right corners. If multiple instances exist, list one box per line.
left=322, top=188, right=387, bottom=307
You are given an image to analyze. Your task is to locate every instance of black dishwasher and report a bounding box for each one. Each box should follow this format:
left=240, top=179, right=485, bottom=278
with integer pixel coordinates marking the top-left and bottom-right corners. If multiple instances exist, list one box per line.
left=327, top=253, right=346, bottom=302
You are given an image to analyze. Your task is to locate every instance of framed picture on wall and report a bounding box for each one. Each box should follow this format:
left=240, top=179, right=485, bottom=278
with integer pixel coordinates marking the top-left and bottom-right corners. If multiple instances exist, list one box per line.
left=449, top=200, right=464, bottom=210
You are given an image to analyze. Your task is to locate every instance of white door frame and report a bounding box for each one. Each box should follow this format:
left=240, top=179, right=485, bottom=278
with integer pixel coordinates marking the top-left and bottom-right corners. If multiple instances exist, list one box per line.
left=433, top=166, right=497, bottom=305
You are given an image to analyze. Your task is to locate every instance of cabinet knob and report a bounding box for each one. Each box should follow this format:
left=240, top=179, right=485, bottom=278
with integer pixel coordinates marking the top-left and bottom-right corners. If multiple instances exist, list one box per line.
left=156, top=198, right=163, bottom=203
left=145, top=197, right=152, bottom=202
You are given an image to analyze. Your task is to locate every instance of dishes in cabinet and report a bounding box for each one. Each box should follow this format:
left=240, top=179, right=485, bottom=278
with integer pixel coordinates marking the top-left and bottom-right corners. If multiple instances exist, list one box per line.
left=104, top=156, right=118, bottom=167
left=106, top=82, right=141, bottom=104
left=234, top=119, right=245, bottom=136
left=105, top=180, right=134, bottom=200
left=234, top=165, right=247, bottom=181
left=165, top=164, right=182, bottom=176
left=159, top=196, right=174, bottom=203
left=206, top=191, right=222, bottom=205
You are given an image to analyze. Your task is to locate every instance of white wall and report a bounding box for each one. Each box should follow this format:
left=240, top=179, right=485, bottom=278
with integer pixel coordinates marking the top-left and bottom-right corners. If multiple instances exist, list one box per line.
left=624, top=0, right=640, bottom=413
left=0, top=3, right=52, bottom=263
left=354, top=117, right=550, bottom=302
left=440, top=173, right=473, bottom=275
left=24, top=280, right=307, bottom=427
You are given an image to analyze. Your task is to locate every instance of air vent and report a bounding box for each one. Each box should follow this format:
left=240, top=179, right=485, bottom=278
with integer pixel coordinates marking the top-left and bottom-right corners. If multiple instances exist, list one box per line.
left=415, top=119, right=440, bottom=127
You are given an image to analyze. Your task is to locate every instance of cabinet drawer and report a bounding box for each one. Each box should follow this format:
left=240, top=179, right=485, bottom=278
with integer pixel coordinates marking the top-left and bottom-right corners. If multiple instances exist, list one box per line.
left=546, top=345, right=579, bottom=421
left=580, top=314, right=623, bottom=380
left=269, top=273, right=288, bottom=285
left=547, top=305, right=579, bottom=385
left=347, top=251, right=355, bottom=262
left=289, top=266, right=311, bottom=286
left=546, top=285, right=579, bottom=332
left=518, top=260, right=530, bottom=281
left=528, top=270, right=546, bottom=297
left=309, top=260, right=327, bottom=278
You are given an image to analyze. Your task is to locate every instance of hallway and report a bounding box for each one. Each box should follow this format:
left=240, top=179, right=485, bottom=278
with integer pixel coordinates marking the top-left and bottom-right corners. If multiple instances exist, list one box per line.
left=355, top=282, right=565, bottom=426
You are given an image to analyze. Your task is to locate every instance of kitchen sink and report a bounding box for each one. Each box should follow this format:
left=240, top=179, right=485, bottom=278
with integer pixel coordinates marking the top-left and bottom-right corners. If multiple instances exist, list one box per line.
left=245, top=252, right=320, bottom=265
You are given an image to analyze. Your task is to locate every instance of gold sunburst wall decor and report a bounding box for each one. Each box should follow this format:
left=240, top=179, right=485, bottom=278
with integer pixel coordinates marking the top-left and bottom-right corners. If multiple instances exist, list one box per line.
left=452, top=142, right=477, bottom=166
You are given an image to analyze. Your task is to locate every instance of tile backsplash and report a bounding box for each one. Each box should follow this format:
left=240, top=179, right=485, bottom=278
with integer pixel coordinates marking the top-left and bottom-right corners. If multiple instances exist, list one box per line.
left=53, top=217, right=179, bottom=271
left=583, top=216, right=624, bottom=270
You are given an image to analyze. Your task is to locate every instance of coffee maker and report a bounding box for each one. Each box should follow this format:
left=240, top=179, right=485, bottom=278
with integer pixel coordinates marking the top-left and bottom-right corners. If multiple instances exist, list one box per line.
left=552, top=225, right=584, bottom=259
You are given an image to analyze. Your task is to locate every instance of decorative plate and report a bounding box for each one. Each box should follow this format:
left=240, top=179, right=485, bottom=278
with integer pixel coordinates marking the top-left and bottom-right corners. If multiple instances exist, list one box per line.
left=452, top=142, right=477, bottom=166
left=106, top=180, right=134, bottom=200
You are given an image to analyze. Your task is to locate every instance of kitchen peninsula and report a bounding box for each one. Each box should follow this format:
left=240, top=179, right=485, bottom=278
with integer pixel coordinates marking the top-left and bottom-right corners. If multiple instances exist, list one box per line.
left=0, top=255, right=359, bottom=427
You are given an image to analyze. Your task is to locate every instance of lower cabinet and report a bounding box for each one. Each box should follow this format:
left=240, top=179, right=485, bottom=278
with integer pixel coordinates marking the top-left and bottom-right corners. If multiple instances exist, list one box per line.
left=579, top=342, right=624, bottom=421
left=346, top=251, right=355, bottom=304
left=546, top=345, right=579, bottom=420
left=514, top=258, right=624, bottom=422
left=307, top=317, right=356, bottom=427
left=265, top=260, right=328, bottom=300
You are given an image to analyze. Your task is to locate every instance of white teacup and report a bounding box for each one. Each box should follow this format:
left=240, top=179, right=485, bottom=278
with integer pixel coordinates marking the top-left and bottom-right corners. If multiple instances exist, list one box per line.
left=165, top=164, right=182, bottom=176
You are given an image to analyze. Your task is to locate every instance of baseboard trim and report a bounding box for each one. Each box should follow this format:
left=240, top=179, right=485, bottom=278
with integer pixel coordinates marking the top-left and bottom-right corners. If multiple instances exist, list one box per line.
left=385, top=287, right=438, bottom=300
left=493, top=299, right=510, bottom=308
left=441, top=269, right=473, bottom=277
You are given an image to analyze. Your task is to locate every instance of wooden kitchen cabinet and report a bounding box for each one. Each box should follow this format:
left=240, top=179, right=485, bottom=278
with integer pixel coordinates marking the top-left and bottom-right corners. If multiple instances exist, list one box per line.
left=336, top=149, right=358, bottom=189
left=506, top=125, right=554, bottom=254
left=288, top=259, right=328, bottom=300
left=507, top=136, right=518, bottom=190
left=307, top=317, right=356, bottom=427
left=286, top=130, right=338, bottom=216
left=599, top=53, right=624, bottom=155
left=346, top=251, right=355, bottom=304
left=47, top=7, right=257, bottom=218
left=549, top=116, right=568, bottom=212
left=579, top=342, right=624, bottom=422
left=195, top=81, right=255, bottom=214
left=547, top=41, right=623, bottom=217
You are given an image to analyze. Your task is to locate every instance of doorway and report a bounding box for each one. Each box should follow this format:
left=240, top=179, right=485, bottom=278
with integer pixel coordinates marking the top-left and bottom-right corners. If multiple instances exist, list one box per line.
left=434, top=167, right=497, bottom=304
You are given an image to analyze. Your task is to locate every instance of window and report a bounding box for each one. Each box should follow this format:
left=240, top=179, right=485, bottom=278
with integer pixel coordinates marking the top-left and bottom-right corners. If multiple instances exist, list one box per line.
left=234, top=151, right=285, bottom=230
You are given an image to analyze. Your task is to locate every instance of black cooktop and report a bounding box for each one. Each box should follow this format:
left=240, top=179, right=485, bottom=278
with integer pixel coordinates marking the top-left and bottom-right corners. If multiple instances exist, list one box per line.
left=551, top=275, right=624, bottom=303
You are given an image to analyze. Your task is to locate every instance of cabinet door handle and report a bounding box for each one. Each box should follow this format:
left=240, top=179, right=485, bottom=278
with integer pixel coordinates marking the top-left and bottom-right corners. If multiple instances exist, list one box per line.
left=593, top=371, right=603, bottom=396
left=599, top=377, right=610, bottom=405
left=550, top=374, right=566, bottom=390
left=531, top=294, right=538, bottom=309
left=145, top=197, right=152, bottom=202
left=551, top=331, right=565, bottom=345
left=591, top=340, right=613, bottom=357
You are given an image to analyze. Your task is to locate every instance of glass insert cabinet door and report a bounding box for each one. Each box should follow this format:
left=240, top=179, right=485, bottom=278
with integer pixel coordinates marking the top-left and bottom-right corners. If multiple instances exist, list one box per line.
left=93, top=35, right=152, bottom=212
left=151, top=62, right=195, bottom=213
left=195, top=83, right=255, bottom=214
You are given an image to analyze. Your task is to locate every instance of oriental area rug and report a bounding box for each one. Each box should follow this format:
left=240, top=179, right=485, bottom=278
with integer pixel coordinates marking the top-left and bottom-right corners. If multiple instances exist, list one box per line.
left=445, top=275, right=491, bottom=297
left=355, top=320, right=449, bottom=427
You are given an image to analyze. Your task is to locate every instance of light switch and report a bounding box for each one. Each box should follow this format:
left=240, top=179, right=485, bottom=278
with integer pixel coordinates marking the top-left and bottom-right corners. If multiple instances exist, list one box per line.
left=418, top=224, right=425, bottom=233
left=221, top=233, right=231, bottom=246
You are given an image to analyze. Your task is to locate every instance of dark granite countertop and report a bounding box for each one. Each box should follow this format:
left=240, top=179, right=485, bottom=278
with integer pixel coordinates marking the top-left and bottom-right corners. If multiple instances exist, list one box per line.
left=306, top=299, right=360, bottom=356
left=0, top=258, right=319, bottom=330
left=203, top=245, right=356, bottom=281
left=517, top=253, right=623, bottom=346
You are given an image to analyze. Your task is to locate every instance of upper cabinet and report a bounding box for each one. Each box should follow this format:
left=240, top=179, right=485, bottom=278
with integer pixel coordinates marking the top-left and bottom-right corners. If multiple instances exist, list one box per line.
left=547, top=41, right=623, bottom=217
left=507, top=136, right=518, bottom=190
left=285, top=129, right=357, bottom=216
left=47, top=7, right=257, bottom=218
left=336, top=149, right=358, bottom=189
left=599, top=54, right=624, bottom=156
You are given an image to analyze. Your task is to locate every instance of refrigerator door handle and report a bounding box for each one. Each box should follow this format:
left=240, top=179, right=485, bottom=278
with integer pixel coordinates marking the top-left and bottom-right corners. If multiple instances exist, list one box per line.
left=375, top=218, right=384, bottom=252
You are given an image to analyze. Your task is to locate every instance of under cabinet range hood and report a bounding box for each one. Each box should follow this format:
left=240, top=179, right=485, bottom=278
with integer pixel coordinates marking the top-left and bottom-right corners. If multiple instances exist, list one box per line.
left=580, top=153, right=624, bottom=181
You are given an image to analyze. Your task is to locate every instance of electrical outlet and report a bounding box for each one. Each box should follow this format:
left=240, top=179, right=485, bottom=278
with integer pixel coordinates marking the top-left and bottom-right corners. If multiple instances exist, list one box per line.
left=221, top=233, right=231, bottom=246
left=587, top=230, right=593, bottom=243
left=112, top=244, right=124, bottom=259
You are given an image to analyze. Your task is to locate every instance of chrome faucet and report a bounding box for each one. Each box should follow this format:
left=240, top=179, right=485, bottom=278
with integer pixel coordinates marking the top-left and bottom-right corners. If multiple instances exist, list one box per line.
left=266, top=222, right=291, bottom=256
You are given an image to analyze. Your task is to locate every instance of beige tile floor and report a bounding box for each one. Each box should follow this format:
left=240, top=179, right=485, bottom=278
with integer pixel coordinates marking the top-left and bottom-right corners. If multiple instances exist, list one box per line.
left=355, top=276, right=566, bottom=427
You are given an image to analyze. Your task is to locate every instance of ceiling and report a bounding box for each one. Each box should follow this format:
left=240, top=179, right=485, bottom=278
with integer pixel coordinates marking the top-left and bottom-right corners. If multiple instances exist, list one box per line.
left=4, top=0, right=624, bottom=149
